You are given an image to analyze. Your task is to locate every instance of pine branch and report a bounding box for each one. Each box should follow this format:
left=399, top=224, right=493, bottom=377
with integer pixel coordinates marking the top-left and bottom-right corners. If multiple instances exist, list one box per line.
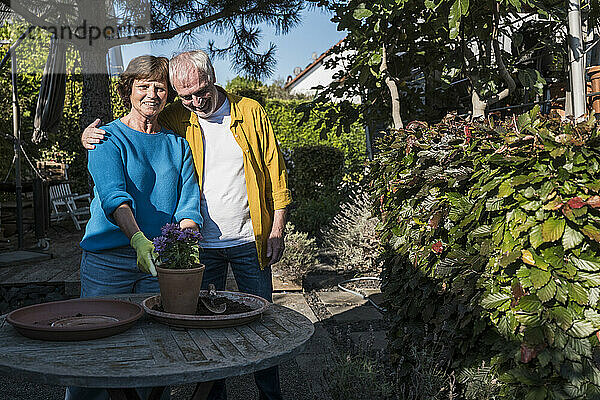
left=108, top=9, right=235, bottom=46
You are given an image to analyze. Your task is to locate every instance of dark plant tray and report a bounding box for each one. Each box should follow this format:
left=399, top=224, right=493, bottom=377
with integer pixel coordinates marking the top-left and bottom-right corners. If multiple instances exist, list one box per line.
left=142, top=291, right=270, bottom=329
left=6, top=299, right=144, bottom=341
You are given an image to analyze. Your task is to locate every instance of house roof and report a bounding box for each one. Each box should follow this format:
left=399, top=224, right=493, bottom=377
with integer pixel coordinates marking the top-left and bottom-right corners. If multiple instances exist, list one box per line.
left=284, top=38, right=345, bottom=90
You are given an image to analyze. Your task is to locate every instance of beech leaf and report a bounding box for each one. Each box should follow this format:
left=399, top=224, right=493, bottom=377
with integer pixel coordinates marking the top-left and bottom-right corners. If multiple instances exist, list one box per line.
left=587, top=195, right=600, bottom=208
left=568, top=320, right=596, bottom=338
left=568, top=282, right=589, bottom=305
left=543, top=198, right=563, bottom=211
left=541, top=217, right=565, bottom=243
left=581, top=225, right=600, bottom=242
left=551, top=307, right=573, bottom=330
left=530, top=268, right=551, bottom=289
left=567, top=197, right=585, bottom=209
left=521, top=250, right=535, bottom=265
left=537, top=280, right=556, bottom=303
left=571, top=257, right=600, bottom=272
left=528, top=224, right=543, bottom=249
left=481, top=292, right=511, bottom=309
left=562, top=224, right=584, bottom=250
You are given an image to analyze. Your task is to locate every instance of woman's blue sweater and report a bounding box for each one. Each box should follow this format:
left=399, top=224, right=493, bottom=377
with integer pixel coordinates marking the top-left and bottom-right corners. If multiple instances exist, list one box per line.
left=80, top=119, right=202, bottom=251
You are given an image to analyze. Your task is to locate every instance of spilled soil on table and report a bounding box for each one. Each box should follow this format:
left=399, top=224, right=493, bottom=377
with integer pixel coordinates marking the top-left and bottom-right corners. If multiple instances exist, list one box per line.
left=152, top=297, right=253, bottom=316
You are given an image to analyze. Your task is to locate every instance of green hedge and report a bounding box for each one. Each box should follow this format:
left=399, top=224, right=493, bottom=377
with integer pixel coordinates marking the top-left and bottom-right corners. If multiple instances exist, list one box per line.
left=287, top=145, right=345, bottom=236
left=288, top=145, right=344, bottom=201
left=264, top=99, right=366, bottom=236
left=371, top=109, right=600, bottom=399
left=225, top=76, right=267, bottom=106
left=265, top=99, right=366, bottom=179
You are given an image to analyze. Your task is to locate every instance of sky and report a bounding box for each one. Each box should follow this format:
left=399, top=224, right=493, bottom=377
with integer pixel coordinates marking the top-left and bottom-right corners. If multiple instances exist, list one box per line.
left=119, top=7, right=346, bottom=86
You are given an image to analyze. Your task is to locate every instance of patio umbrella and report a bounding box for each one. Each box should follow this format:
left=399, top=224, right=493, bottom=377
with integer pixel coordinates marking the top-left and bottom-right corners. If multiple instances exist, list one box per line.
left=32, top=36, right=66, bottom=144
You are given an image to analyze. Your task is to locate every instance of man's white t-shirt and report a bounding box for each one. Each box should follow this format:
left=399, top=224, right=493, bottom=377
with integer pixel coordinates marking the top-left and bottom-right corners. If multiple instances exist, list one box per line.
left=196, top=98, right=254, bottom=248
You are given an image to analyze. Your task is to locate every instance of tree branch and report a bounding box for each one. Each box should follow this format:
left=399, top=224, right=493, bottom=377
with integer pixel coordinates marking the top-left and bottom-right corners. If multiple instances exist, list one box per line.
left=470, top=3, right=516, bottom=118
left=3, top=1, right=52, bottom=28
left=487, top=9, right=516, bottom=105
left=107, top=9, right=234, bottom=46
left=380, top=44, right=403, bottom=129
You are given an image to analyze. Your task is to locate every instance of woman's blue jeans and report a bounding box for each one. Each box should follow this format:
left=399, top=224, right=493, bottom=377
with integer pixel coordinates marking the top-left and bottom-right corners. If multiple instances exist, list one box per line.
left=200, top=242, right=282, bottom=400
left=65, top=247, right=168, bottom=400
left=79, top=247, right=160, bottom=297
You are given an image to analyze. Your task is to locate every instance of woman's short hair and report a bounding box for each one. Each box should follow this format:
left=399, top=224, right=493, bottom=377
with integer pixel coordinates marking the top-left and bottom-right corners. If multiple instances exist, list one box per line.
left=117, top=55, right=175, bottom=109
left=169, top=50, right=216, bottom=86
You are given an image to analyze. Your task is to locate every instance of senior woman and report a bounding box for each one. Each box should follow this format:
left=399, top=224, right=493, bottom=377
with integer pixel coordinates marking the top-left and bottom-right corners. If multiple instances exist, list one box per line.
left=66, top=55, right=202, bottom=400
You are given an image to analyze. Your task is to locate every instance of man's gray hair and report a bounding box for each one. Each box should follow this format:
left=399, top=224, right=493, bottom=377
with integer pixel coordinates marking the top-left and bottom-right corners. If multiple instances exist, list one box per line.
left=169, top=50, right=216, bottom=84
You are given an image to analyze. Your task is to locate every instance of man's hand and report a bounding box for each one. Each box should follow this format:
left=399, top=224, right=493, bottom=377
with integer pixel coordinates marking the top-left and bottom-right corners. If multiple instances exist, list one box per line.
left=266, top=233, right=285, bottom=267
left=266, top=208, right=287, bottom=267
left=82, top=118, right=106, bottom=150
left=130, top=231, right=158, bottom=276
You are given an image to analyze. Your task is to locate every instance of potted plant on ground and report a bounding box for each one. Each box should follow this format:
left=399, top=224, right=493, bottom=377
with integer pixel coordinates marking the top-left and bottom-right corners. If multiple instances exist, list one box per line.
left=152, top=223, right=204, bottom=315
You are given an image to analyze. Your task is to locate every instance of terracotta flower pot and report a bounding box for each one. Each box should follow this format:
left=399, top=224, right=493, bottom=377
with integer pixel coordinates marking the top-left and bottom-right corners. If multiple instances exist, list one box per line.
left=156, top=265, right=205, bottom=315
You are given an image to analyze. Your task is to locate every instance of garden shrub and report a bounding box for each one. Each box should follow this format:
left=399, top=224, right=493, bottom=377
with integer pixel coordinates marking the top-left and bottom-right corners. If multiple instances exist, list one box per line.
left=266, top=99, right=367, bottom=238
left=322, top=328, right=396, bottom=400
left=322, top=326, right=458, bottom=400
left=371, top=109, right=600, bottom=399
left=322, top=191, right=381, bottom=273
left=225, top=76, right=267, bottom=106
left=290, top=193, right=344, bottom=239
left=458, top=362, right=508, bottom=400
left=288, top=144, right=344, bottom=200
left=272, top=222, right=318, bottom=284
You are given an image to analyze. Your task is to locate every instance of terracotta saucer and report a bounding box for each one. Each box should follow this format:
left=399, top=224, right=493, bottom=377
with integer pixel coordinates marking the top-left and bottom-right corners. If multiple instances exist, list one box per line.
left=142, top=290, right=270, bottom=329
left=6, top=298, right=144, bottom=341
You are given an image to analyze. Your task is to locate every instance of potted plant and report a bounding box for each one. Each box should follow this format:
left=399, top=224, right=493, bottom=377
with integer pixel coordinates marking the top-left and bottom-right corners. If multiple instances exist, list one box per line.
left=152, top=223, right=204, bottom=315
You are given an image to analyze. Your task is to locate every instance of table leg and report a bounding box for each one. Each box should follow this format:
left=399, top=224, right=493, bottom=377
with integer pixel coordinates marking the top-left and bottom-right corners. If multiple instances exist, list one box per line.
left=107, top=388, right=140, bottom=400
left=148, top=386, right=168, bottom=400
left=107, top=386, right=166, bottom=400
left=190, top=381, right=214, bottom=400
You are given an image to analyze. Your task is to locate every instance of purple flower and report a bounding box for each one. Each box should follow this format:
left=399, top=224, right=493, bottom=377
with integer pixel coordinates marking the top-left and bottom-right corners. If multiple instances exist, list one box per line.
left=152, top=236, right=167, bottom=254
left=177, top=231, right=188, bottom=241
left=152, top=223, right=202, bottom=269
left=160, top=223, right=179, bottom=236
left=185, top=228, right=203, bottom=241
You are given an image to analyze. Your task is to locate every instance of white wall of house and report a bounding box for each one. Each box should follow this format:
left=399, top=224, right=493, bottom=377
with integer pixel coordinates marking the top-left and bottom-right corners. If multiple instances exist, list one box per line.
left=289, top=56, right=333, bottom=97
left=287, top=49, right=361, bottom=104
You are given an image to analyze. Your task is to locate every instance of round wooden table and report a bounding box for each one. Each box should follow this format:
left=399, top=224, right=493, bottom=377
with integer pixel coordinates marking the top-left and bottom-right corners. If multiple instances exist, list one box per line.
left=0, top=294, right=315, bottom=400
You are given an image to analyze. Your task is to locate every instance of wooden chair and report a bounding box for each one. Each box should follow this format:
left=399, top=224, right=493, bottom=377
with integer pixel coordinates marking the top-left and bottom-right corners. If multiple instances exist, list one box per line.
left=49, top=181, right=91, bottom=230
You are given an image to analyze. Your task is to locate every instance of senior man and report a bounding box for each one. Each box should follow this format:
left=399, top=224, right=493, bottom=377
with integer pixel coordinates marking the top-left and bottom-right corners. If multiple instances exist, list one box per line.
left=83, top=50, right=291, bottom=400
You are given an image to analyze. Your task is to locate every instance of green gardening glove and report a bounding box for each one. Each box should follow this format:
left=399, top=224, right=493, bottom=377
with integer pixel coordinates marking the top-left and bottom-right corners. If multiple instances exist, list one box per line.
left=130, top=231, right=158, bottom=277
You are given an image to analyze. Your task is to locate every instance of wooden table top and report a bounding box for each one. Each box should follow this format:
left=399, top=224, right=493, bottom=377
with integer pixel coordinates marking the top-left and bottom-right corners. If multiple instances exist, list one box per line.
left=0, top=294, right=314, bottom=388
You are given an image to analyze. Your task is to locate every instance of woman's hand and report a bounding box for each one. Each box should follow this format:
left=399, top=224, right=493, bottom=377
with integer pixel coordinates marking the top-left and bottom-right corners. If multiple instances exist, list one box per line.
left=130, top=231, right=158, bottom=276
left=112, top=204, right=158, bottom=276
left=179, top=218, right=199, bottom=231
left=82, top=118, right=106, bottom=150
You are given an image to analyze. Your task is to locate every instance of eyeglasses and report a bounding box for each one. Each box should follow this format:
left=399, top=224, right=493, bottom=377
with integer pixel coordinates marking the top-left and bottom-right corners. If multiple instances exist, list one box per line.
left=180, top=87, right=212, bottom=101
